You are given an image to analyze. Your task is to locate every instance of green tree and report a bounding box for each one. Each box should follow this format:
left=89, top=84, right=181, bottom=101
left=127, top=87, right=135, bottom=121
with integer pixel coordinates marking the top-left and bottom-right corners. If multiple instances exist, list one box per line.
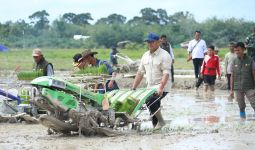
left=29, top=10, right=50, bottom=31
left=168, top=11, right=193, bottom=24
left=156, top=9, right=169, bottom=25
left=127, top=16, right=143, bottom=26
left=62, top=12, right=76, bottom=23
left=72, top=13, right=93, bottom=25
left=96, top=14, right=126, bottom=24
left=140, top=8, right=159, bottom=25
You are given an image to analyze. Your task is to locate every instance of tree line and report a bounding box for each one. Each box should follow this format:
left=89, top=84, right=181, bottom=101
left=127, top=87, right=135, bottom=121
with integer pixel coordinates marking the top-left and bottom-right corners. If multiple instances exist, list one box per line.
left=0, top=8, right=254, bottom=49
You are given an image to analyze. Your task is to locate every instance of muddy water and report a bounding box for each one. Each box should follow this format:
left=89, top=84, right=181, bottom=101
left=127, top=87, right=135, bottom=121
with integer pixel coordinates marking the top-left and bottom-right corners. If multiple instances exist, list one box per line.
left=1, top=90, right=255, bottom=150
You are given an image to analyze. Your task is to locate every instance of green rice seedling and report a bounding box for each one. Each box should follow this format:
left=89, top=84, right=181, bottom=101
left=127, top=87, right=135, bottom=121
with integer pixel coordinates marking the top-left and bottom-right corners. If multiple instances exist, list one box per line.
left=75, top=65, right=108, bottom=75
left=17, top=71, right=43, bottom=80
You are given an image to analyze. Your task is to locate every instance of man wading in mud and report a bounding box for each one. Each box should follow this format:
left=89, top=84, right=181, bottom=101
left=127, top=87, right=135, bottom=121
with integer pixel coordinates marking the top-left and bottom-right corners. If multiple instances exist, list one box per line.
left=187, top=31, right=207, bottom=80
left=132, top=32, right=172, bottom=130
left=230, top=42, right=255, bottom=118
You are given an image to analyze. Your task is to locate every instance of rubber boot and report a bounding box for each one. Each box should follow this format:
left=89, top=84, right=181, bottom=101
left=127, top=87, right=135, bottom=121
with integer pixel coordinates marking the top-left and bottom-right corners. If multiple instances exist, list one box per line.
left=154, top=110, right=165, bottom=130
left=152, top=115, right=158, bottom=128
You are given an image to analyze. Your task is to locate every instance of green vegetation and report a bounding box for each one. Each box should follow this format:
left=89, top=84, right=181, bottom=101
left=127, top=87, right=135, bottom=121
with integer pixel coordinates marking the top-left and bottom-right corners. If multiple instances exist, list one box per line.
left=0, top=8, right=254, bottom=49
left=17, top=71, right=43, bottom=80
left=0, top=47, right=230, bottom=71
left=0, top=8, right=252, bottom=72
left=0, top=48, right=146, bottom=71
left=75, top=65, right=108, bottom=75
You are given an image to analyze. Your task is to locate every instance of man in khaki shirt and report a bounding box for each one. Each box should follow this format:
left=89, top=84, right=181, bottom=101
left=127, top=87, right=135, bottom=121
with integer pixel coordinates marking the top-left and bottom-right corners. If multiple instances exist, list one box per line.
left=132, top=32, right=172, bottom=130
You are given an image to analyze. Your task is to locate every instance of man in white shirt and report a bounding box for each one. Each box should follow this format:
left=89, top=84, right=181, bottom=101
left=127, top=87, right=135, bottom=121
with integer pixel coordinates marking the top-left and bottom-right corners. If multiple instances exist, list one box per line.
left=187, top=31, right=207, bottom=79
left=132, top=32, right=172, bottom=130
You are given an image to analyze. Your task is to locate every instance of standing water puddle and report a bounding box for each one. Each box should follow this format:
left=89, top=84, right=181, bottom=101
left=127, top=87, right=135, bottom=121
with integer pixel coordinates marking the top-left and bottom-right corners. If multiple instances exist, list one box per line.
left=139, top=90, right=255, bottom=131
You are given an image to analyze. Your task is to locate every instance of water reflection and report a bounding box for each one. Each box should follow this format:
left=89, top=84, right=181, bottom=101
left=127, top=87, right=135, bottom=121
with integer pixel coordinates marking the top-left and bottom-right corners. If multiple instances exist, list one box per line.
left=144, top=90, right=255, bottom=130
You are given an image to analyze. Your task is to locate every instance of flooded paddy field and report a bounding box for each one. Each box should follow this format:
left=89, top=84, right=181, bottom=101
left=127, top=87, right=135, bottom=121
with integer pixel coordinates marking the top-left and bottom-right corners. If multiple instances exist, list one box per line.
left=1, top=89, right=255, bottom=150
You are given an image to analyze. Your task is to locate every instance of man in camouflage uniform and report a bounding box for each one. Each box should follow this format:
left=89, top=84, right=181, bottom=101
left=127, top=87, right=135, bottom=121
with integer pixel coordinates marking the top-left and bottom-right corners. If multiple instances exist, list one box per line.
left=230, top=42, right=255, bottom=119
left=245, top=27, right=255, bottom=57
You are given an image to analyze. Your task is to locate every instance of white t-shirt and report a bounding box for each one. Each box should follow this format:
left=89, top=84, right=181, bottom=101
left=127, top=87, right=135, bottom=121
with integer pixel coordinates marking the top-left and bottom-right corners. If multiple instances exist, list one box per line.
left=187, top=39, right=207, bottom=59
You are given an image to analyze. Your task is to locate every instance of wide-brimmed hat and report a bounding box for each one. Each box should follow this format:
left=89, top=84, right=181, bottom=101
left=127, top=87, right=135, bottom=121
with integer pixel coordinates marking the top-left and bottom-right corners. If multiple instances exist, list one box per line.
left=32, top=48, right=43, bottom=56
left=79, top=49, right=98, bottom=62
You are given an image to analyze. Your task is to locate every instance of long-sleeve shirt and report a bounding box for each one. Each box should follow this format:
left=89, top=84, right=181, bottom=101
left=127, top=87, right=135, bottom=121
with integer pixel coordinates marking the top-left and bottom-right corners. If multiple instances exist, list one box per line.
left=138, top=47, right=172, bottom=92
left=201, top=54, right=220, bottom=76
left=224, top=52, right=236, bottom=74
left=46, top=65, right=54, bottom=76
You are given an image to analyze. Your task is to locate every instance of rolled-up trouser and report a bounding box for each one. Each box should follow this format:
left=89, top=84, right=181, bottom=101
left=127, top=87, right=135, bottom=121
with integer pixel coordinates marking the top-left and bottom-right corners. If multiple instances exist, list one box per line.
left=234, top=89, right=255, bottom=112
left=192, top=58, right=204, bottom=78
left=146, top=92, right=168, bottom=127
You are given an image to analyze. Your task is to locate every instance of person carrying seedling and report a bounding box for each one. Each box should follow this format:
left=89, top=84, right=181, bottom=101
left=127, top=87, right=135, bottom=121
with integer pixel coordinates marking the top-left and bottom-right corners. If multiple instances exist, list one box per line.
left=78, top=49, right=119, bottom=93
left=200, top=45, right=221, bottom=93
left=32, top=48, right=54, bottom=76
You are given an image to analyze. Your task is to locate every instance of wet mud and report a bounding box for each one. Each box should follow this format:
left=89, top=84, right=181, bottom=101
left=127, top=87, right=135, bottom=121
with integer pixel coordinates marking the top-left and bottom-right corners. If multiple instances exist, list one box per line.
left=0, top=70, right=254, bottom=149
left=1, top=89, right=255, bottom=149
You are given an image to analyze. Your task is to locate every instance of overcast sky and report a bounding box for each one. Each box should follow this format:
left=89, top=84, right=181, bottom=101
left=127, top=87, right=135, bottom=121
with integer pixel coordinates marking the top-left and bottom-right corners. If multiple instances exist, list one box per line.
left=0, top=0, right=254, bottom=23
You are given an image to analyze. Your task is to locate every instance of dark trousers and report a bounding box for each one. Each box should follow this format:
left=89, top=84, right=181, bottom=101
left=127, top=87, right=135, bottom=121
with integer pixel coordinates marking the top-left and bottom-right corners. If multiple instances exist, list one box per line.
left=146, top=92, right=168, bottom=127
left=195, top=76, right=204, bottom=88
left=192, top=58, right=204, bottom=78
left=171, top=64, right=174, bottom=82
left=226, top=74, right=231, bottom=90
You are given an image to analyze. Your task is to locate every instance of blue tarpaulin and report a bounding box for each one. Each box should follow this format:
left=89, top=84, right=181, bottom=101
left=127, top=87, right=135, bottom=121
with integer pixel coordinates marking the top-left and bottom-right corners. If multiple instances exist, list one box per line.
left=0, top=44, right=9, bottom=52
left=0, top=89, right=21, bottom=104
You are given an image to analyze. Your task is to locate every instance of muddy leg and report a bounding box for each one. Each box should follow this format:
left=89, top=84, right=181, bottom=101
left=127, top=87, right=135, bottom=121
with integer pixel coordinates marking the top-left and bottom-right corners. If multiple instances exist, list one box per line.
left=204, top=85, right=209, bottom=93
left=209, top=85, right=215, bottom=92
left=245, top=89, right=255, bottom=111
left=235, top=91, right=246, bottom=112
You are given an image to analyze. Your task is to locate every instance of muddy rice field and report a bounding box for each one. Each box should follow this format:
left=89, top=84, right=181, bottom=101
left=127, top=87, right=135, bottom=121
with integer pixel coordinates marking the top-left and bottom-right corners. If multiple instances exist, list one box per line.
left=1, top=73, right=255, bottom=150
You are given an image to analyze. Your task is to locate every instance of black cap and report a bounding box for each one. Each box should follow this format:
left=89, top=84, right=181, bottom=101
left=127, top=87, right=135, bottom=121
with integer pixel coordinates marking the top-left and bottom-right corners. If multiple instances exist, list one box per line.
left=112, top=46, right=117, bottom=50
left=235, top=42, right=246, bottom=49
left=73, top=53, right=82, bottom=62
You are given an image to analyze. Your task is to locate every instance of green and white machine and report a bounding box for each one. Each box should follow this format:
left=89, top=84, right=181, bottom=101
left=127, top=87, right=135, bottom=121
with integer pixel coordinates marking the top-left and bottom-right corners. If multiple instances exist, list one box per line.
left=30, top=76, right=156, bottom=136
